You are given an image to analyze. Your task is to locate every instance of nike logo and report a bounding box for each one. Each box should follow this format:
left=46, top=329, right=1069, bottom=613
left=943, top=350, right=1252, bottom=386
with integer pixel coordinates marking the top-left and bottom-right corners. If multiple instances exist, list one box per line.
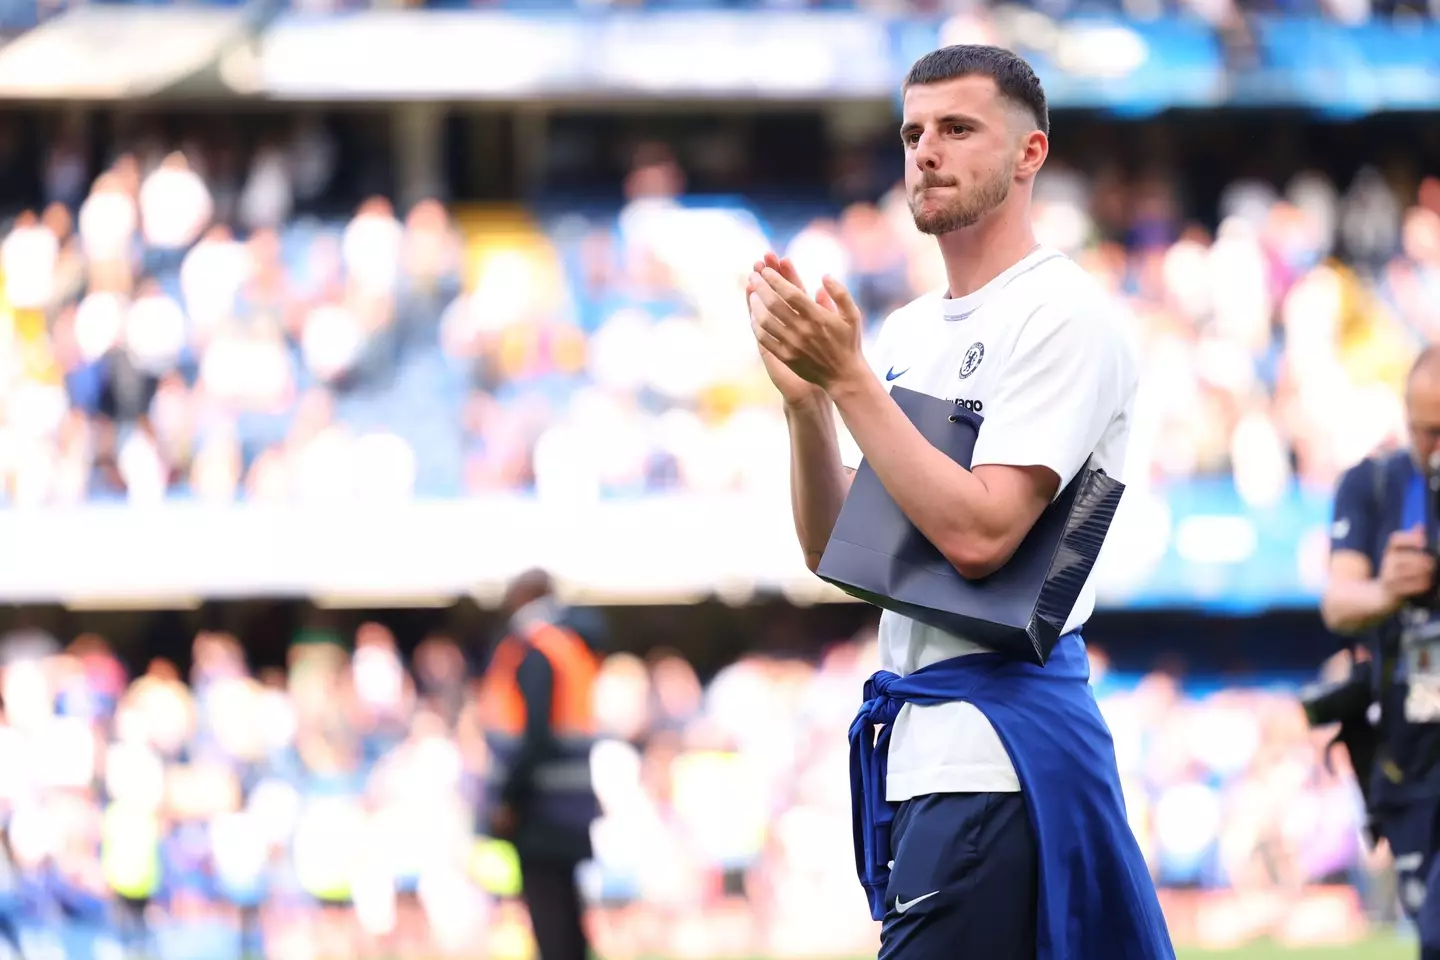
left=885, top=366, right=908, bottom=381
left=894, top=891, right=939, bottom=914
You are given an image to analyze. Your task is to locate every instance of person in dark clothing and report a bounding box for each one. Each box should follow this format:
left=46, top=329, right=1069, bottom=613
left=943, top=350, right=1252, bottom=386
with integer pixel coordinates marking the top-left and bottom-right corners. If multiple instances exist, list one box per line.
left=1322, top=347, right=1440, bottom=960
left=479, top=570, right=605, bottom=960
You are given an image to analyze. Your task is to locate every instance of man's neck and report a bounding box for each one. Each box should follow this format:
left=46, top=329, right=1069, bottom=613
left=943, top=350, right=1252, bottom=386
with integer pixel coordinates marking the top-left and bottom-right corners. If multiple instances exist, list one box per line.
left=935, top=204, right=1039, bottom=300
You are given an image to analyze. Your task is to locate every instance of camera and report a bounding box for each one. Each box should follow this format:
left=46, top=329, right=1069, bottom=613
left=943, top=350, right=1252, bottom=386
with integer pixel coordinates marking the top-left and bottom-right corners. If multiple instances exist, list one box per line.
left=1300, top=655, right=1381, bottom=814
left=1299, top=658, right=1373, bottom=728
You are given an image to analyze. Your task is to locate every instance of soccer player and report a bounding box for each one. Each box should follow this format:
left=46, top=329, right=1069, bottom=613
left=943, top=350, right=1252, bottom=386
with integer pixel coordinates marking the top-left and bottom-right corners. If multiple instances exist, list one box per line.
left=747, top=46, right=1173, bottom=958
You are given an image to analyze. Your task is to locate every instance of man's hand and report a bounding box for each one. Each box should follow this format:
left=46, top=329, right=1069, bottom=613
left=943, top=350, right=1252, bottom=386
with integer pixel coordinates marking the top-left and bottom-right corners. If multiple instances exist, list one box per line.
left=748, top=255, right=868, bottom=393
left=1379, top=527, right=1437, bottom=607
left=747, top=254, right=825, bottom=406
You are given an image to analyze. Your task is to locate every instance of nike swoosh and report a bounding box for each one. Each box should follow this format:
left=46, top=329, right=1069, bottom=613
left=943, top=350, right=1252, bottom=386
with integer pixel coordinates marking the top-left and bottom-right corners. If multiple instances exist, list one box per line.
left=894, top=891, right=939, bottom=914
left=885, top=366, right=908, bottom=381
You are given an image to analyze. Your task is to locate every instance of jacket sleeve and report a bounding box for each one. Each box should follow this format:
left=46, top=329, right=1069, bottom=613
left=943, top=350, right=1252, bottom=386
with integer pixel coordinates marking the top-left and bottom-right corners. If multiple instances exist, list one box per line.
left=500, top=646, right=556, bottom=806
left=1330, top=457, right=1380, bottom=564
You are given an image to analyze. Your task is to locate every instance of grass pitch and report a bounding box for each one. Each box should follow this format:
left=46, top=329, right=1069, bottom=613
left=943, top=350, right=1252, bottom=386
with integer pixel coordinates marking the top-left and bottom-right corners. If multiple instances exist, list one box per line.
left=1177, top=937, right=1412, bottom=959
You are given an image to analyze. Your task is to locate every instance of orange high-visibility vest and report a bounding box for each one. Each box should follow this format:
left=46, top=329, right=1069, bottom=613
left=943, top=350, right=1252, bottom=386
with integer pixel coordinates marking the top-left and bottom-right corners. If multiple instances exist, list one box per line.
left=480, top=622, right=599, bottom=738
left=479, top=621, right=601, bottom=833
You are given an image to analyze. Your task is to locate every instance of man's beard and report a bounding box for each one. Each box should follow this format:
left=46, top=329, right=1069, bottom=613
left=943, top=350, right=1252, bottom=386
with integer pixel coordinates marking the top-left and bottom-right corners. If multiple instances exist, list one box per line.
left=908, top=163, right=1013, bottom=236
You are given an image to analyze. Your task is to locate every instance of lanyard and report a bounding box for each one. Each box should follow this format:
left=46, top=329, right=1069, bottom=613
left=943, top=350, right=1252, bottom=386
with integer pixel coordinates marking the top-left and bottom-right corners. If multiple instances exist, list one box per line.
left=1405, top=459, right=1428, bottom=538
left=1399, top=460, right=1438, bottom=663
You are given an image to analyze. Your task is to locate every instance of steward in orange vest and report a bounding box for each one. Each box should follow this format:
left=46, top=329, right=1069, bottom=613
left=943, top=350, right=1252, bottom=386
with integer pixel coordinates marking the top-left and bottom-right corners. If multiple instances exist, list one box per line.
left=479, top=573, right=603, bottom=864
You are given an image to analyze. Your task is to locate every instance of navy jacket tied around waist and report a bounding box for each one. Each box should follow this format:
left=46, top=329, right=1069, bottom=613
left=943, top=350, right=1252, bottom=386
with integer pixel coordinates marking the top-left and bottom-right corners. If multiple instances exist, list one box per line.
left=848, top=632, right=1174, bottom=959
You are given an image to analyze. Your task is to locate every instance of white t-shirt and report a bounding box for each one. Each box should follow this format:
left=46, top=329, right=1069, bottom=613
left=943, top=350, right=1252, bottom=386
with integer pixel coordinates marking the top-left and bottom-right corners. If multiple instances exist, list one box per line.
left=839, top=246, right=1138, bottom=800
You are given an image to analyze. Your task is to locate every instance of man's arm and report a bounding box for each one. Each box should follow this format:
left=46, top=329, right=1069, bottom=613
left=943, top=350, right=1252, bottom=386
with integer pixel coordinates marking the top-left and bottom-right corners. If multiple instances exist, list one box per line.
left=828, top=373, right=1057, bottom=579
left=828, top=300, right=1122, bottom=581
left=786, top=393, right=855, bottom=573
left=748, top=254, right=861, bottom=573
left=1321, top=550, right=1396, bottom=636
left=500, top=648, right=556, bottom=808
left=1320, top=461, right=1397, bottom=636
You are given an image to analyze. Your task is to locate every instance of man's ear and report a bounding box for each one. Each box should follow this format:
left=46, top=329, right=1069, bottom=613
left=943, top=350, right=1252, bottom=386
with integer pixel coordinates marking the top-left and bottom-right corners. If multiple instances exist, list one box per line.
left=1016, top=128, right=1048, bottom=182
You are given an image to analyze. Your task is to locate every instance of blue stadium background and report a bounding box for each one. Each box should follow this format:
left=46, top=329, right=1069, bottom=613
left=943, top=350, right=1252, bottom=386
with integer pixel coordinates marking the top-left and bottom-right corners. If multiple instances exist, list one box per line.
left=0, top=0, right=1435, bottom=955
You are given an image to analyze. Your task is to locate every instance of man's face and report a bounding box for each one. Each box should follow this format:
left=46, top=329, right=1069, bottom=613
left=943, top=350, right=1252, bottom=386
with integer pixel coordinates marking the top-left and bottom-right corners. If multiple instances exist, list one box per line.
left=1410, top=371, right=1440, bottom=468
left=900, top=75, right=1030, bottom=236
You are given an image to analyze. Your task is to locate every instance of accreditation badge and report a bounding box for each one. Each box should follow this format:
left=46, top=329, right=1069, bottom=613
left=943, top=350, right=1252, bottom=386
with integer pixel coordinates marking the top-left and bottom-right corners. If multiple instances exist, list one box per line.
left=1402, top=607, right=1440, bottom=723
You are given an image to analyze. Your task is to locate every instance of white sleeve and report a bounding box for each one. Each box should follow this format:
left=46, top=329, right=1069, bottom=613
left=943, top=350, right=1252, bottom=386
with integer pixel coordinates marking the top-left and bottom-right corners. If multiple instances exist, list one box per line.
left=969, top=300, right=1121, bottom=492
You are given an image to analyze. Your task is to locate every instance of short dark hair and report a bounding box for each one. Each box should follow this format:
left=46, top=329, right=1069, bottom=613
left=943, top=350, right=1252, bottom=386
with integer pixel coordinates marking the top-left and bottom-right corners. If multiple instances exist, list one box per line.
left=903, top=45, right=1049, bottom=137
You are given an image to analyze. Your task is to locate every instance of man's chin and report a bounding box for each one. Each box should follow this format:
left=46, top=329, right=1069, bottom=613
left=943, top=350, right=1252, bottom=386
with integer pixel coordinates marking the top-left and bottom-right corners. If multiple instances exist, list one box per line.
left=912, top=211, right=971, bottom=236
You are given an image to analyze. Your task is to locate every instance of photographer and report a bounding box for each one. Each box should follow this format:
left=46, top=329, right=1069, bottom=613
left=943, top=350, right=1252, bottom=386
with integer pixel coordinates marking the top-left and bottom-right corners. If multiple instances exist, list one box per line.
left=1320, top=347, right=1440, bottom=958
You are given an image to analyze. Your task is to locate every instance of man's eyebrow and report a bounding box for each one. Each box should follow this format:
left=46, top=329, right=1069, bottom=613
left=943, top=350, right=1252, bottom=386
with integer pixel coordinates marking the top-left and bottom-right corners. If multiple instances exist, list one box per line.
left=899, top=114, right=985, bottom=137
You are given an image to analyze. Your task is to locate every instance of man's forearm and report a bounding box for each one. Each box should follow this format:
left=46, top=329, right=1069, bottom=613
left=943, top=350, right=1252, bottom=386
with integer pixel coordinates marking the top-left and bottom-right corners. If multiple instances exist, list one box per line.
left=827, top=371, right=1007, bottom=578
left=785, top=394, right=853, bottom=572
left=1322, top=579, right=1399, bottom=636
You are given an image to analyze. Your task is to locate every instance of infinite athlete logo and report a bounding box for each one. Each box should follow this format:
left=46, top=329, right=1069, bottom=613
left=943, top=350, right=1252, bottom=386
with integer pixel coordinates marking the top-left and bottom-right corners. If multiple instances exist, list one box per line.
left=959, top=342, right=985, bottom=379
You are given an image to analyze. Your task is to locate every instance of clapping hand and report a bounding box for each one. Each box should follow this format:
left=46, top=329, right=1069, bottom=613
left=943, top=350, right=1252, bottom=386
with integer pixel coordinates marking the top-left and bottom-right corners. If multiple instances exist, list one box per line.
left=746, top=253, right=867, bottom=397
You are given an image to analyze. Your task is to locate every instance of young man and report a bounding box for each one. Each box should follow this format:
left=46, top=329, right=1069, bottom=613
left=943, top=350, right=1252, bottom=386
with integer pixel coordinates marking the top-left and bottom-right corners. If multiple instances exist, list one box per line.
left=747, top=46, right=1173, bottom=958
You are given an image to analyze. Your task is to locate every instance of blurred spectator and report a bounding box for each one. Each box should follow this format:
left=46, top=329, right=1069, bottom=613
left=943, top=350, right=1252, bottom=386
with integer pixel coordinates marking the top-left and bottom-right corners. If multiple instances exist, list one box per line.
left=138, top=152, right=213, bottom=254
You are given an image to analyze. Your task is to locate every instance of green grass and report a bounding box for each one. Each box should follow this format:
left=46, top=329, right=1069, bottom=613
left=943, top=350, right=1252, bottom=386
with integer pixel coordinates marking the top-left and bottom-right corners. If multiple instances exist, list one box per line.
left=1177, top=937, right=1413, bottom=958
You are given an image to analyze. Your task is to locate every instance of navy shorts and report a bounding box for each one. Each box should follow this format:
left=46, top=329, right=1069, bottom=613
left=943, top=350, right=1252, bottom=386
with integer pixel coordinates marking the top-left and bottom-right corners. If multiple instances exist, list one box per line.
left=880, top=792, right=1038, bottom=960
left=1379, top=801, right=1440, bottom=950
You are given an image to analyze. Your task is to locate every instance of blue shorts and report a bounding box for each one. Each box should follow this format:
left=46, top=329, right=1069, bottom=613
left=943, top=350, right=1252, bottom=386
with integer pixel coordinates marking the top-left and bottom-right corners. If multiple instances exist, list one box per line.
left=880, top=792, right=1038, bottom=960
left=1379, top=801, right=1440, bottom=948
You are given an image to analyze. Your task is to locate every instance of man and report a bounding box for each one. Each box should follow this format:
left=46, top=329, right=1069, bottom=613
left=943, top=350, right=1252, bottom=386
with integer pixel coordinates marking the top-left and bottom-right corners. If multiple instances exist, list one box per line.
left=478, top=569, right=602, bottom=960
left=747, top=45, right=1172, bottom=958
left=1324, top=348, right=1440, bottom=960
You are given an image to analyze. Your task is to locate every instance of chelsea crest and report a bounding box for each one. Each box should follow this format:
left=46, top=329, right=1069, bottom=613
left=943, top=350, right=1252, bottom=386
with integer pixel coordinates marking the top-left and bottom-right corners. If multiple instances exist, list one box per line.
left=959, top=342, right=985, bottom=379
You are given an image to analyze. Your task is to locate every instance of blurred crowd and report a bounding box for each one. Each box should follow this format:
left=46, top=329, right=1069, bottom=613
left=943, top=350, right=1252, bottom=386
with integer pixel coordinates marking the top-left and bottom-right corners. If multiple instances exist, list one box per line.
left=0, top=121, right=1431, bottom=511
left=0, top=620, right=1378, bottom=960
left=294, top=0, right=1439, bottom=26
left=1, top=0, right=1433, bottom=31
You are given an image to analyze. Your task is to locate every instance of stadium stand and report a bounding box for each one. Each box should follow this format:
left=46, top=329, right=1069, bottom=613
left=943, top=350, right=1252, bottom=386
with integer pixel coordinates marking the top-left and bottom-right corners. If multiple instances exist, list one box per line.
left=0, top=0, right=1437, bottom=952
left=0, top=127, right=1430, bottom=509
left=0, top=107, right=1433, bottom=952
left=0, top=620, right=1378, bottom=959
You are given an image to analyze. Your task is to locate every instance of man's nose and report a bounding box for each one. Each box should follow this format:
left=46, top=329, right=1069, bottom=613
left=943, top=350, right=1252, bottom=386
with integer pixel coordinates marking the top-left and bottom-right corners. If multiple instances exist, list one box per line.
left=913, top=132, right=942, bottom=171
